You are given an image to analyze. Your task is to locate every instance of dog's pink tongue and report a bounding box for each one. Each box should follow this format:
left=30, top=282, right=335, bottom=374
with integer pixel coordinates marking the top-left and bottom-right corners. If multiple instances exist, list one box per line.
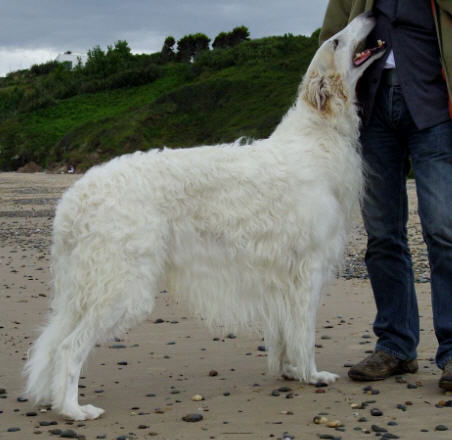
left=353, top=49, right=372, bottom=66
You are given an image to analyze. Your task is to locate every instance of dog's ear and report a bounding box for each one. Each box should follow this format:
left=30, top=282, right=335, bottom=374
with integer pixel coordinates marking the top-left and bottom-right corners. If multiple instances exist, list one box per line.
left=301, top=71, right=331, bottom=112
left=301, top=71, right=348, bottom=115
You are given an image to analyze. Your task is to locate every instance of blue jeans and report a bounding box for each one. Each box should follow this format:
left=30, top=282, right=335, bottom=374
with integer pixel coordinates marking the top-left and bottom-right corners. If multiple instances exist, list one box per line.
left=361, top=83, right=452, bottom=369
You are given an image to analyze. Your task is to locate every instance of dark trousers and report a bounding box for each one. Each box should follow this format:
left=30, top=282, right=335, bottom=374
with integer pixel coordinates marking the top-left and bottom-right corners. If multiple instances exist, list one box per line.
left=361, top=82, right=452, bottom=368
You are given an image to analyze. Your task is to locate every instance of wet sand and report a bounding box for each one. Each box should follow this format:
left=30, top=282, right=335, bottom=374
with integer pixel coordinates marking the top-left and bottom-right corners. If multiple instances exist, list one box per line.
left=0, top=172, right=451, bottom=439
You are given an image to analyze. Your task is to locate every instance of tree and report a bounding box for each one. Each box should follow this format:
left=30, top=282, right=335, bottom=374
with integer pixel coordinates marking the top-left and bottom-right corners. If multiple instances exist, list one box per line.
left=213, top=26, right=250, bottom=50
left=161, top=36, right=176, bottom=62
left=229, top=26, right=250, bottom=46
left=212, top=32, right=228, bottom=49
left=176, top=33, right=210, bottom=62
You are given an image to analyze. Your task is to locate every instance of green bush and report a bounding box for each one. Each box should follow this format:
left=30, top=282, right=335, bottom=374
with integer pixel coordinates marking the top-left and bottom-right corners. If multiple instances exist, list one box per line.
left=30, top=60, right=60, bottom=76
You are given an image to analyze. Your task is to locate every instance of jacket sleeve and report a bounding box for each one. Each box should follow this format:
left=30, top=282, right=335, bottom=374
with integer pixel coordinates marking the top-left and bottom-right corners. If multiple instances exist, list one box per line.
left=436, top=0, right=452, bottom=15
left=319, top=0, right=354, bottom=46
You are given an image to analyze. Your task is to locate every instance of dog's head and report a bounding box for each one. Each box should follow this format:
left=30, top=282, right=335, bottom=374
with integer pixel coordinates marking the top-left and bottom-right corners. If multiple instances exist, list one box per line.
left=301, top=12, right=386, bottom=116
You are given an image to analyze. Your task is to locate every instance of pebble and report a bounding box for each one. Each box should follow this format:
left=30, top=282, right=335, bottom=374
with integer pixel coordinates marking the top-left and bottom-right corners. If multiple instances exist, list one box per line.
left=7, top=427, right=21, bottom=432
left=439, top=400, right=452, bottom=407
left=371, top=425, right=387, bottom=433
left=313, top=416, right=329, bottom=424
left=326, top=420, right=342, bottom=428
left=209, top=370, right=218, bottom=376
left=60, top=430, right=78, bottom=438
left=182, top=413, right=203, bottom=422
left=435, top=425, right=448, bottom=431
left=370, top=408, right=383, bottom=416
left=192, top=394, right=204, bottom=401
left=381, top=434, right=399, bottom=439
left=278, top=386, right=292, bottom=392
left=0, top=388, right=6, bottom=394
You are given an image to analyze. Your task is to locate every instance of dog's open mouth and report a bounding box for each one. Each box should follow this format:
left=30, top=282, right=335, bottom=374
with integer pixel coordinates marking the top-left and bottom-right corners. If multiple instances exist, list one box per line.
left=353, top=40, right=386, bottom=67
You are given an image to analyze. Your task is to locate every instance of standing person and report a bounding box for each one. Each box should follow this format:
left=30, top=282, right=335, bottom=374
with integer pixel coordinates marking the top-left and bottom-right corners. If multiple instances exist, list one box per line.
left=319, top=0, right=452, bottom=390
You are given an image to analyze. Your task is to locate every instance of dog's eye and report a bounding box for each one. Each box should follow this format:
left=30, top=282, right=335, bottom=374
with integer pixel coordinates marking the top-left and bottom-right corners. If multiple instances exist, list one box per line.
left=332, top=39, right=339, bottom=50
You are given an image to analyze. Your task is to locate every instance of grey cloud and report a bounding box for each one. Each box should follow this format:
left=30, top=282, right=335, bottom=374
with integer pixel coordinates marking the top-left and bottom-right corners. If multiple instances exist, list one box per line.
left=0, top=0, right=328, bottom=75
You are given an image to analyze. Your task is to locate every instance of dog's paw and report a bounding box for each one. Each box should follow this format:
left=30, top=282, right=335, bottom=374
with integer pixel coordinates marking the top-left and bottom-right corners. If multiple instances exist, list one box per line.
left=61, top=404, right=104, bottom=421
left=308, top=370, right=339, bottom=385
left=280, top=363, right=298, bottom=381
left=81, top=404, right=105, bottom=420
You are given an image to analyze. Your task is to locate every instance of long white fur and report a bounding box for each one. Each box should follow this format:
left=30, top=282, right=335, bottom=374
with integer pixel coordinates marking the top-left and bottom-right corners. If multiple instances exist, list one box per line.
left=24, top=14, right=383, bottom=421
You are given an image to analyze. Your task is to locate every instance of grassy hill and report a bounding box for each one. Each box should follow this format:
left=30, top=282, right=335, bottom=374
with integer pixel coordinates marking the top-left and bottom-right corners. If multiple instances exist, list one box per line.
left=0, top=31, right=319, bottom=171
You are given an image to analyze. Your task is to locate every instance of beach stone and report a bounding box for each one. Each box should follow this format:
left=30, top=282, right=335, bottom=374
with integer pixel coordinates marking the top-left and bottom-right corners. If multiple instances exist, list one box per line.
left=182, top=413, right=203, bottom=422
left=209, top=370, right=218, bottom=376
left=7, top=427, right=21, bottom=432
left=278, top=386, right=292, bottom=392
left=371, top=425, right=387, bottom=433
left=154, top=318, right=164, bottom=323
left=435, top=425, right=448, bottom=431
left=26, top=411, right=37, bottom=416
left=192, top=394, right=204, bottom=401
left=370, top=408, right=383, bottom=416
left=327, top=420, right=342, bottom=428
left=381, top=434, right=399, bottom=439
left=313, top=416, right=328, bottom=424
left=60, top=430, right=78, bottom=438
left=0, top=388, right=6, bottom=394
left=351, top=403, right=363, bottom=409
left=271, top=390, right=280, bottom=397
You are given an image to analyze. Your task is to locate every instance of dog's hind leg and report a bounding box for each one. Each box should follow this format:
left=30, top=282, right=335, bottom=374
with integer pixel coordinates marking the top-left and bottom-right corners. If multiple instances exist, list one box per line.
left=51, top=316, right=104, bottom=420
left=49, top=238, right=162, bottom=420
left=280, top=262, right=339, bottom=384
left=24, top=313, right=76, bottom=405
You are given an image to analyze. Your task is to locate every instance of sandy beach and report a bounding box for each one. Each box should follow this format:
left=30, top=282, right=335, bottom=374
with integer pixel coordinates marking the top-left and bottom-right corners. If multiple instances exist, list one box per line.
left=1, top=172, right=451, bottom=440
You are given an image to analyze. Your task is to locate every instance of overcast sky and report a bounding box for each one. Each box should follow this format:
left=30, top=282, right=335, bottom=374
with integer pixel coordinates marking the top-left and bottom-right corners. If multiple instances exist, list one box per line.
left=0, top=0, right=329, bottom=77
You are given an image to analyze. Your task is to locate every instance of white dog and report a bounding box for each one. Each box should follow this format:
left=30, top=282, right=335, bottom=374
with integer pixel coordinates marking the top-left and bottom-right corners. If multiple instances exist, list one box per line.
left=24, top=13, right=385, bottom=420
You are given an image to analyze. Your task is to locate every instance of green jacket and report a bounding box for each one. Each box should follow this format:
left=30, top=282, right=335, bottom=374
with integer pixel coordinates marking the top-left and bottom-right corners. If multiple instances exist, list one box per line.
left=319, top=0, right=452, bottom=117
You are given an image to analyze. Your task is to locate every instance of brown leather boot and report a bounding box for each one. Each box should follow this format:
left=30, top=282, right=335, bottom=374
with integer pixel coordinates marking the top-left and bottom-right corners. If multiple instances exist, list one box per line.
left=348, top=350, right=418, bottom=381
left=439, top=360, right=452, bottom=391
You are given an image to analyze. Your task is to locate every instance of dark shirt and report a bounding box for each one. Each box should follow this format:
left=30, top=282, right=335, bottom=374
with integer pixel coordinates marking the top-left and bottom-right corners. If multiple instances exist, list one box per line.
left=358, top=0, right=450, bottom=129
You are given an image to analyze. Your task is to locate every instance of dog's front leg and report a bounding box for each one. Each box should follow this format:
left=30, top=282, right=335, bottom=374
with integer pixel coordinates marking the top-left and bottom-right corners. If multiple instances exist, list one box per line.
left=280, top=267, right=339, bottom=384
